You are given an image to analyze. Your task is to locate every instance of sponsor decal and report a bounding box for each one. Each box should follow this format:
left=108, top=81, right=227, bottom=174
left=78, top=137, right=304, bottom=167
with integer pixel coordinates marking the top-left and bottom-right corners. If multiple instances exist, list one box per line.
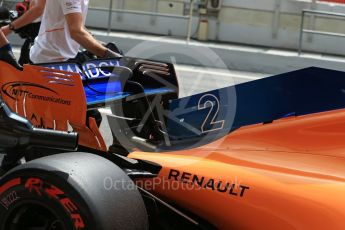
left=168, top=169, right=250, bottom=197
left=83, top=60, right=121, bottom=78
left=1, top=82, right=71, bottom=106
left=0, top=178, right=22, bottom=210
left=0, top=191, right=20, bottom=210
left=65, top=0, right=81, bottom=10
left=44, top=60, right=121, bottom=80
left=25, top=178, right=85, bottom=229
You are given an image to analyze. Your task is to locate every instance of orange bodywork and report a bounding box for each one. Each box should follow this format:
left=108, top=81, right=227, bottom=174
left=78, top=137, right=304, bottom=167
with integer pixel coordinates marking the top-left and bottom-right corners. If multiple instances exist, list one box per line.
left=130, top=108, right=345, bottom=230
left=0, top=63, right=106, bottom=151
left=2, top=62, right=345, bottom=229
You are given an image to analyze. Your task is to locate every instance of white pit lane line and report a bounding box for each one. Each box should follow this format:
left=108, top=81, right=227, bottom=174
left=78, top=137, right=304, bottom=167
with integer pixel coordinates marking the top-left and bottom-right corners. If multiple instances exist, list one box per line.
left=99, top=108, right=112, bottom=115
left=174, top=65, right=264, bottom=81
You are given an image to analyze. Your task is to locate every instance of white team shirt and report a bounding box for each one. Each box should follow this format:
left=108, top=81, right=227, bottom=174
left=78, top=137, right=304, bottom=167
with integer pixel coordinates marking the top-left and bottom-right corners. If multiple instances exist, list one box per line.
left=30, top=0, right=89, bottom=63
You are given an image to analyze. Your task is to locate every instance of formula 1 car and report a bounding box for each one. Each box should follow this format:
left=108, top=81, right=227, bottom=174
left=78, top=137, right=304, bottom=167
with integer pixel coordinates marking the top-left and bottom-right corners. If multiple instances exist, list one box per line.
left=0, top=51, right=345, bottom=230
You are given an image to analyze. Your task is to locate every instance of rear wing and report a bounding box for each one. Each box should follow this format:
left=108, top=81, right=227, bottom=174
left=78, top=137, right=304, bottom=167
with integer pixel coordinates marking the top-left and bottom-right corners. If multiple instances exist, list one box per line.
left=39, top=57, right=179, bottom=108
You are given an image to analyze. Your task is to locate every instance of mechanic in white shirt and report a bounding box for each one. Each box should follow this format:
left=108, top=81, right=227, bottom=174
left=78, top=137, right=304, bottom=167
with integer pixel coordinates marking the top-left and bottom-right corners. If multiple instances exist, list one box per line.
left=30, top=0, right=120, bottom=63
left=0, top=30, right=21, bottom=69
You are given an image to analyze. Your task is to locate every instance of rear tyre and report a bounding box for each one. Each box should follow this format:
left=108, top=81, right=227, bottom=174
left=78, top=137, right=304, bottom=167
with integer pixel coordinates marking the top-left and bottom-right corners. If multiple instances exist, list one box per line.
left=0, top=152, right=148, bottom=230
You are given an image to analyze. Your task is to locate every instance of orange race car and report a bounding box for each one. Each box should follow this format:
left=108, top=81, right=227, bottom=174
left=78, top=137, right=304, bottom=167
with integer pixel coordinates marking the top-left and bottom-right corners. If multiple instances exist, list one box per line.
left=0, top=54, right=344, bottom=230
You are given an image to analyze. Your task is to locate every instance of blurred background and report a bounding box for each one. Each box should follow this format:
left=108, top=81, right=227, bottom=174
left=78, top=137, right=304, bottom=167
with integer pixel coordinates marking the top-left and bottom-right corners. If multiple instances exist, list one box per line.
left=85, top=0, right=345, bottom=56
left=4, top=0, right=345, bottom=87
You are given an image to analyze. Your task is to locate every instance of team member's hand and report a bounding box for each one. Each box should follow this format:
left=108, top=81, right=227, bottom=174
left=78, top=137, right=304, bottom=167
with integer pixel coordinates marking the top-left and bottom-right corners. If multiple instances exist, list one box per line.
left=103, top=49, right=122, bottom=59
left=1, top=25, right=11, bottom=36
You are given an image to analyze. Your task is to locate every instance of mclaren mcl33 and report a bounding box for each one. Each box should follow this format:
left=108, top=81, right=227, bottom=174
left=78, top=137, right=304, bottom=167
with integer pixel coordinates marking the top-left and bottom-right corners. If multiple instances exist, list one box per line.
left=0, top=56, right=344, bottom=230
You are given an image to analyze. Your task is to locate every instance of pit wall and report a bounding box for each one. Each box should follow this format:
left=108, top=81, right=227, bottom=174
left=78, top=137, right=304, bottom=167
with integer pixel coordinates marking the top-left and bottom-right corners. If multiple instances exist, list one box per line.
left=87, top=0, right=345, bottom=56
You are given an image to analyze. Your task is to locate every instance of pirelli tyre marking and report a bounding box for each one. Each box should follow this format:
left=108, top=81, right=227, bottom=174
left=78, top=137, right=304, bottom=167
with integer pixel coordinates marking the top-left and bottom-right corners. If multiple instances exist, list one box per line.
left=0, top=177, right=85, bottom=229
left=25, top=178, right=85, bottom=229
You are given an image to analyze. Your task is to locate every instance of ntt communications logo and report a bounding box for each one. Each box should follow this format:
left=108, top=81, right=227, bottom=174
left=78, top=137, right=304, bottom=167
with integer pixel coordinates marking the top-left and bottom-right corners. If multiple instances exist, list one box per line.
left=1, top=82, right=71, bottom=106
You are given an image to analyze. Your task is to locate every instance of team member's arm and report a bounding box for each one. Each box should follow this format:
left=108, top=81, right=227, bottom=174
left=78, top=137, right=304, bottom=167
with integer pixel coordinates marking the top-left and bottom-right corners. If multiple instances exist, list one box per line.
left=1, top=0, right=46, bottom=36
left=65, top=12, right=121, bottom=58
left=0, top=30, right=9, bottom=47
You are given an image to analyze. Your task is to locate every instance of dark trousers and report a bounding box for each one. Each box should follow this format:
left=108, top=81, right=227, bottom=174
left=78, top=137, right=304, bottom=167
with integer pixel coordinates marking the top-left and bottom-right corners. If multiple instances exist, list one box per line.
left=18, top=22, right=41, bottom=65
left=18, top=37, right=33, bottom=65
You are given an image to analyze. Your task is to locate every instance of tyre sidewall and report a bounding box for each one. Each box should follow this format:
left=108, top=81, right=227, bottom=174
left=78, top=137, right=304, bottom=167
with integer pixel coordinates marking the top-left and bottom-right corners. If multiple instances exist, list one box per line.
left=0, top=169, right=94, bottom=230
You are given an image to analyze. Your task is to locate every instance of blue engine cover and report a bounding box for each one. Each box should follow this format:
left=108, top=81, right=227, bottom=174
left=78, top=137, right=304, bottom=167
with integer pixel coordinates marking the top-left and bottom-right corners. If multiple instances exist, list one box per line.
left=161, top=67, right=345, bottom=150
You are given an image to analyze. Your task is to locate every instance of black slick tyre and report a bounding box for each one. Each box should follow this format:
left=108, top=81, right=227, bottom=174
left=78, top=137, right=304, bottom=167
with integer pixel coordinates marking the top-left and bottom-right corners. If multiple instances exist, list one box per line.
left=0, top=152, right=148, bottom=230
